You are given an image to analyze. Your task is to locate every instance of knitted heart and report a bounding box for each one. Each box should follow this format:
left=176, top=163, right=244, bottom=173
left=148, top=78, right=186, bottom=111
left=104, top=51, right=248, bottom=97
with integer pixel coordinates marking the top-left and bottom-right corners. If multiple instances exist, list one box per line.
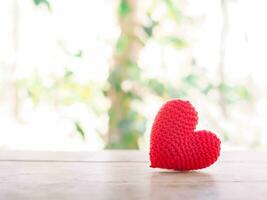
left=150, top=99, right=221, bottom=170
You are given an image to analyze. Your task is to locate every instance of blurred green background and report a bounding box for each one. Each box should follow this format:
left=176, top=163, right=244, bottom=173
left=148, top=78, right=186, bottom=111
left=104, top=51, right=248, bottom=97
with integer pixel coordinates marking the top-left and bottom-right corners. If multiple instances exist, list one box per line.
left=0, top=0, right=266, bottom=150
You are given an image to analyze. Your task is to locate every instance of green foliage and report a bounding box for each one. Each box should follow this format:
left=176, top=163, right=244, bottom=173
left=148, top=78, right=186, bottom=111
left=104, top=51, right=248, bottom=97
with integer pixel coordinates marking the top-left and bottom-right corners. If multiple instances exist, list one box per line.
left=73, top=50, right=83, bottom=58
left=107, top=0, right=216, bottom=148
left=30, top=0, right=254, bottom=149
left=143, top=15, right=158, bottom=38
left=107, top=108, right=146, bottom=148
left=183, top=74, right=199, bottom=87
left=116, top=35, right=129, bottom=54
left=161, top=36, right=187, bottom=49
left=16, top=68, right=97, bottom=140
left=33, top=0, right=51, bottom=10
left=24, top=72, right=43, bottom=105
left=118, top=0, right=131, bottom=17
left=58, top=41, right=83, bottom=58
left=201, top=83, right=213, bottom=95
left=146, top=79, right=166, bottom=96
left=164, top=0, right=182, bottom=22
left=75, top=121, right=86, bottom=140
left=218, top=83, right=251, bottom=104
left=17, top=70, right=93, bottom=106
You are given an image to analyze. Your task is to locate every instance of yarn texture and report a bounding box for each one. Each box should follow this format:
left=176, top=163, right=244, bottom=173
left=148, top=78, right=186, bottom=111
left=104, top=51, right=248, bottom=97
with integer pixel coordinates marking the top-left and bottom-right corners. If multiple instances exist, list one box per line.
left=150, top=99, right=221, bottom=170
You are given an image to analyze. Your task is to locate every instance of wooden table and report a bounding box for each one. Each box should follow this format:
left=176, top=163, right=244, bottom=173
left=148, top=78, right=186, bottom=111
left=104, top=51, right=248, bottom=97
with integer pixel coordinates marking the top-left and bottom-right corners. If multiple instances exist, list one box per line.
left=0, top=151, right=266, bottom=199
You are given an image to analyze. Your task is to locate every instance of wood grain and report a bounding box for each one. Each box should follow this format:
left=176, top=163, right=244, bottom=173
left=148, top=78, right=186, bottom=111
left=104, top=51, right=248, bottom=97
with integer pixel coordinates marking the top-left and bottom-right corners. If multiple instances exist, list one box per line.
left=0, top=151, right=266, bottom=200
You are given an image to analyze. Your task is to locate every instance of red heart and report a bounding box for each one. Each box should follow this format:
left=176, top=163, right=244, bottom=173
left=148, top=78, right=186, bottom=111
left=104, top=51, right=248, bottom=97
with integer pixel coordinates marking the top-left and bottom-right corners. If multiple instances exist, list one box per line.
left=150, top=99, right=221, bottom=170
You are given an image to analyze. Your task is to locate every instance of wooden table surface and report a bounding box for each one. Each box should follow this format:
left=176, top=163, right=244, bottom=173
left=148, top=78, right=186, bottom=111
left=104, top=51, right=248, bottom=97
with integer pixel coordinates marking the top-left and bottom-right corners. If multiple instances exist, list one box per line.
left=0, top=150, right=266, bottom=200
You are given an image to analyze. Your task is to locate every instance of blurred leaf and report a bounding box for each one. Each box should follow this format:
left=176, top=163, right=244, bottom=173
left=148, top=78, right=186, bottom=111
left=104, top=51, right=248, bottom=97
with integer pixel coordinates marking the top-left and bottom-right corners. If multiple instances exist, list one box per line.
left=126, top=91, right=142, bottom=101
left=143, top=26, right=153, bottom=38
left=57, top=41, right=83, bottom=58
left=33, top=0, right=51, bottom=10
left=202, top=83, right=213, bottom=95
left=168, top=87, right=187, bottom=98
left=218, top=83, right=251, bottom=104
left=106, top=132, right=139, bottom=149
left=25, top=72, right=43, bottom=105
left=183, top=74, right=199, bottom=87
left=74, top=50, right=83, bottom=58
left=126, top=60, right=141, bottom=80
left=146, top=79, right=166, bottom=96
left=64, top=69, right=73, bottom=79
left=108, top=68, right=123, bottom=92
left=118, top=0, right=131, bottom=17
left=116, top=34, right=128, bottom=54
left=162, top=36, right=187, bottom=49
left=164, top=0, right=182, bottom=21
left=75, top=121, right=86, bottom=140
left=143, top=16, right=158, bottom=38
left=218, top=83, right=230, bottom=92
left=236, top=86, right=251, bottom=100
